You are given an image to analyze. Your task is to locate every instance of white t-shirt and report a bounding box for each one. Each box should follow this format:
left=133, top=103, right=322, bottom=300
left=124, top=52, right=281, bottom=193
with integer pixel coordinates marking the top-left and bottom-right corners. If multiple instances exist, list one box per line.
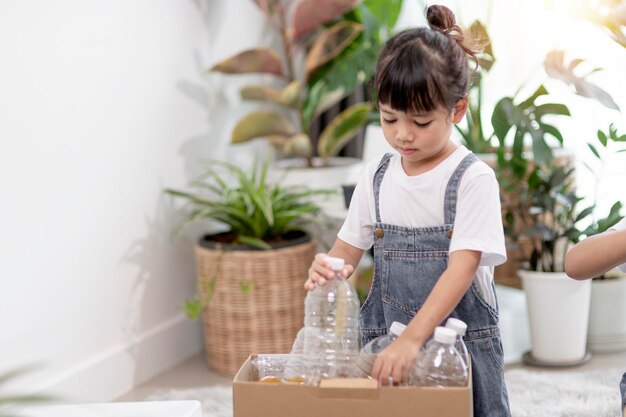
left=610, top=217, right=626, bottom=272
left=338, top=146, right=506, bottom=308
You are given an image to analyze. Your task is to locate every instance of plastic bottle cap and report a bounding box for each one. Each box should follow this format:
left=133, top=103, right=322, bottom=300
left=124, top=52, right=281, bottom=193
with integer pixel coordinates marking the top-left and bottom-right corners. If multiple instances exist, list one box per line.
left=389, top=321, right=407, bottom=336
left=433, top=326, right=456, bottom=344
left=326, top=256, right=345, bottom=271
left=445, top=318, right=467, bottom=336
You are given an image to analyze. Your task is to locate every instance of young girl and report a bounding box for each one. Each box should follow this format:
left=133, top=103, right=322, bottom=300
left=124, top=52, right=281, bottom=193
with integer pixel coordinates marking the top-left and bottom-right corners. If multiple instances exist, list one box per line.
left=305, top=5, right=510, bottom=417
left=565, top=217, right=626, bottom=412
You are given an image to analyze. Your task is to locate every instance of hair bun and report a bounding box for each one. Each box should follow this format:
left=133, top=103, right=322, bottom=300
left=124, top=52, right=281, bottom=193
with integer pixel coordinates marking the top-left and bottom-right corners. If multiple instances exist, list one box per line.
left=426, top=4, right=457, bottom=33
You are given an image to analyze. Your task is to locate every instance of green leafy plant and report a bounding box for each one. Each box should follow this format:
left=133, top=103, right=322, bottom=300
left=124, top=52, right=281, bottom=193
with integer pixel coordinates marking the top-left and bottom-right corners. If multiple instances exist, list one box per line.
left=209, top=0, right=404, bottom=166
left=506, top=125, right=626, bottom=273
left=165, top=159, right=332, bottom=250
left=166, top=158, right=335, bottom=319
left=572, top=124, right=625, bottom=242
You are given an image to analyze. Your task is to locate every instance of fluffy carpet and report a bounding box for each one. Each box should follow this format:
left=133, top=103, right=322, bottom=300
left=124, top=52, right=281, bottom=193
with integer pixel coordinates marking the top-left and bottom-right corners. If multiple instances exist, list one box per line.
left=146, top=367, right=625, bottom=417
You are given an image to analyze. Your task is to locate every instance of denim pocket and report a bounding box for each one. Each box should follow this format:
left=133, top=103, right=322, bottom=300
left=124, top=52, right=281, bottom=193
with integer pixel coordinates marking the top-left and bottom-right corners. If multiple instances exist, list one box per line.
left=469, top=335, right=504, bottom=372
left=381, top=250, right=448, bottom=314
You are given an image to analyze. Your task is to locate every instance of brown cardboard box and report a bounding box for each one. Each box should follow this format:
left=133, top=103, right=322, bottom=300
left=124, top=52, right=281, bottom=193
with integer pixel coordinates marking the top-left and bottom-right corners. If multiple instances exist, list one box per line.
left=233, top=354, right=473, bottom=417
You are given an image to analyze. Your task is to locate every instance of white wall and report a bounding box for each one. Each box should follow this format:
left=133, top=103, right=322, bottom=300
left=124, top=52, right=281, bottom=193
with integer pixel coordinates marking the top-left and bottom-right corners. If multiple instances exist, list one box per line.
left=0, top=0, right=267, bottom=403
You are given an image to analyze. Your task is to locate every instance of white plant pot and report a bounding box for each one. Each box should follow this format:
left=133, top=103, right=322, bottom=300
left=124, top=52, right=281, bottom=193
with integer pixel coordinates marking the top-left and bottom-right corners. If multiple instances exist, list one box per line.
left=270, top=157, right=365, bottom=216
left=588, top=276, right=626, bottom=352
left=518, top=270, right=591, bottom=364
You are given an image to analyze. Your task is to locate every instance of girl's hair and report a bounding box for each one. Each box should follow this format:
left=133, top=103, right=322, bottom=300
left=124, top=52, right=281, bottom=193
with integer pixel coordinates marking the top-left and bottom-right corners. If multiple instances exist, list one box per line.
left=374, top=4, right=480, bottom=114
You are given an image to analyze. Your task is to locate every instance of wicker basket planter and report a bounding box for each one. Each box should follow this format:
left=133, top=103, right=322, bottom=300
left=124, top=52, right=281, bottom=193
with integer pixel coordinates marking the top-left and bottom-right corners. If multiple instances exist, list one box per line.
left=195, top=232, right=315, bottom=376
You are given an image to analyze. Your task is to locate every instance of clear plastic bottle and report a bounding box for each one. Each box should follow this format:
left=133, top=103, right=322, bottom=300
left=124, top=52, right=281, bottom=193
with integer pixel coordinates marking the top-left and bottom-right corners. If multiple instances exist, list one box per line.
left=283, top=327, right=308, bottom=384
left=355, top=321, right=407, bottom=377
left=445, top=317, right=470, bottom=368
left=407, top=326, right=468, bottom=387
left=303, top=257, right=361, bottom=384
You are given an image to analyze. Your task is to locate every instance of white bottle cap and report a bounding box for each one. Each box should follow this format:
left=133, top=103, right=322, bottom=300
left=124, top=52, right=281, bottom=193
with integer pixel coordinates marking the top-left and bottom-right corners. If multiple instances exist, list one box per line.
left=326, top=256, right=345, bottom=271
left=445, top=318, right=467, bottom=336
left=389, top=321, right=407, bottom=336
left=433, top=326, right=456, bottom=344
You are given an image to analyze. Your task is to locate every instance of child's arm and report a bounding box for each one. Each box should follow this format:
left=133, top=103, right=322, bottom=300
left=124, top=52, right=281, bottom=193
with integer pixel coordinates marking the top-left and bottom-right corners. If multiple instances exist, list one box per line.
left=371, top=249, right=480, bottom=385
left=565, top=228, right=626, bottom=280
left=304, top=238, right=365, bottom=290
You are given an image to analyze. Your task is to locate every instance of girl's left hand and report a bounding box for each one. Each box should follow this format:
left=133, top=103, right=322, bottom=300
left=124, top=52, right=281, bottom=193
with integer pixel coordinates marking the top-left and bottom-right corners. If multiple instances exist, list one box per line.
left=371, top=336, right=420, bottom=386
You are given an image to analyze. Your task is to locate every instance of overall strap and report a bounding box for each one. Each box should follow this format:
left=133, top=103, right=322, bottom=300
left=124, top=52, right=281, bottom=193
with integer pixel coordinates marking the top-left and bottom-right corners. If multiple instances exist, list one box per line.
left=443, top=152, right=479, bottom=225
left=373, top=152, right=394, bottom=224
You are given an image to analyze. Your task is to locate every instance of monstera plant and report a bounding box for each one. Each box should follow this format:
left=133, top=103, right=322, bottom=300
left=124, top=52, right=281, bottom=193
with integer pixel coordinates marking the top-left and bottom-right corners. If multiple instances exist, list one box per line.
left=209, top=0, right=403, bottom=167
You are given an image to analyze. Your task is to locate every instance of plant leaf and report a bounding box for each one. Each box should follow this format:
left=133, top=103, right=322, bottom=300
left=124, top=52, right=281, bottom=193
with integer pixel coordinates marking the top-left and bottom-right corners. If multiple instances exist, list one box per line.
left=544, top=50, right=619, bottom=110
left=289, top=0, right=361, bottom=42
left=317, top=102, right=371, bottom=157
left=363, top=0, right=403, bottom=37
left=231, top=111, right=296, bottom=143
left=209, top=48, right=284, bottom=76
left=305, top=21, right=363, bottom=79
left=240, top=85, right=282, bottom=102
left=237, top=235, right=272, bottom=250
left=467, top=20, right=494, bottom=71
left=282, top=133, right=312, bottom=157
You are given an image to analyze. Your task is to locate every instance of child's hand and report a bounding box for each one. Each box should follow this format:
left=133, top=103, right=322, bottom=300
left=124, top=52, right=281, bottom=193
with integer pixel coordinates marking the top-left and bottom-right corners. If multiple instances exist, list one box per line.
left=304, top=253, right=354, bottom=290
left=371, top=336, right=420, bottom=386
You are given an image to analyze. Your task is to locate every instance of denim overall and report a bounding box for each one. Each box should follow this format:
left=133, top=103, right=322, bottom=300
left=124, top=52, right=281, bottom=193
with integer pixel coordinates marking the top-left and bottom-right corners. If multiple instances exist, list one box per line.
left=359, top=152, right=511, bottom=417
left=619, top=372, right=626, bottom=408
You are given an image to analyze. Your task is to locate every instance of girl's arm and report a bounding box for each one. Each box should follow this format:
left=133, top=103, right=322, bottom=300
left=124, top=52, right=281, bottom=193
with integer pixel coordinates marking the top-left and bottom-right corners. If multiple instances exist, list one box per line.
left=305, top=238, right=365, bottom=290
left=565, top=229, right=626, bottom=280
left=371, top=249, right=480, bottom=384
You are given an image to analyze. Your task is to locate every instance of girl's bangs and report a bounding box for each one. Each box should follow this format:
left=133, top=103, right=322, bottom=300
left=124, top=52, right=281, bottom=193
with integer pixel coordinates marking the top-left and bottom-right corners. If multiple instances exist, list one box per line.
left=376, top=59, right=442, bottom=114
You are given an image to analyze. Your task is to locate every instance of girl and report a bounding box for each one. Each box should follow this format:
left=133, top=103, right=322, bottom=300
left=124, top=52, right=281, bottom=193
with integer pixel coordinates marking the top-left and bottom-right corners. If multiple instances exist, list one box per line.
left=305, top=5, right=510, bottom=417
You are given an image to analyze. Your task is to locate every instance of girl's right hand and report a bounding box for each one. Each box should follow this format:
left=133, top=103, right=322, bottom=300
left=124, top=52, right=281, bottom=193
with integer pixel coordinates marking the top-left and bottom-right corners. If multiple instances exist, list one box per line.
left=304, top=253, right=354, bottom=291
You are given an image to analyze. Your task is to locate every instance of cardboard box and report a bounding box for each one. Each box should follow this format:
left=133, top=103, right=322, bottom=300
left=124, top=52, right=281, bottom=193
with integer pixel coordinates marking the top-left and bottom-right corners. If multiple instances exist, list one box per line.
left=233, top=354, right=473, bottom=417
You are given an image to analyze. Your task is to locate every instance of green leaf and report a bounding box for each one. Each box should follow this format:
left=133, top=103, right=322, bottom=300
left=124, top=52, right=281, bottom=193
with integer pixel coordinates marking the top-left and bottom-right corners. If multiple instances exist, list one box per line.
left=363, top=0, right=403, bottom=37
left=597, top=129, right=608, bottom=147
left=587, top=143, right=601, bottom=159
left=209, top=48, right=284, bottom=76
left=518, top=85, right=548, bottom=111
left=231, top=111, right=296, bottom=143
left=182, top=297, right=203, bottom=320
left=317, top=102, right=371, bottom=157
left=237, top=235, right=272, bottom=250
left=533, top=103, right=571, bottom=118
left=491, top=97, right=515, bottom=143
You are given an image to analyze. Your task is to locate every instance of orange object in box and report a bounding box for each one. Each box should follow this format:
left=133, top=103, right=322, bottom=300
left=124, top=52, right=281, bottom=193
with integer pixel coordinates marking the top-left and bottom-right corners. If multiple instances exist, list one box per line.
left=233, top=354, right=473, bottom=417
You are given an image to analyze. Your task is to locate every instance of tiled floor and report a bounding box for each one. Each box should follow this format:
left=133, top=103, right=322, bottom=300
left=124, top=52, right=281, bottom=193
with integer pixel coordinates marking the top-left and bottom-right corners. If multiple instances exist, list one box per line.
left=116, top=349, right=626, bottom=402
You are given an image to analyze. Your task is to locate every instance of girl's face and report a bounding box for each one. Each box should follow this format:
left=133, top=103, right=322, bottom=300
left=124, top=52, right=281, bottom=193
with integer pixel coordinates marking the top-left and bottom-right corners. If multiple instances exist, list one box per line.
left=379, top=98, right=467, bottom=175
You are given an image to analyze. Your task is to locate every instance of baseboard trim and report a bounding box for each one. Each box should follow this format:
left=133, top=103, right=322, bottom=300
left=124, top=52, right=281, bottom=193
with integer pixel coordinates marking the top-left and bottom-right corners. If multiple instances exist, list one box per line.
left=38, top=314, right=203, bottom=402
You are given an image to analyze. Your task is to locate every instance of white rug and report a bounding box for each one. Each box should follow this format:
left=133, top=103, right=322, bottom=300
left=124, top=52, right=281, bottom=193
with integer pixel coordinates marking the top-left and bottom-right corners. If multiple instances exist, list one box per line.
left=147, top=367, right=625, bottom=417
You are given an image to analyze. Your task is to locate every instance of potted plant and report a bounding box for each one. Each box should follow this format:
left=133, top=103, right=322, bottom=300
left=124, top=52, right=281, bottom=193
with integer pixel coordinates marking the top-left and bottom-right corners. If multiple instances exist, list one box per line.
left=504, top=135, right=623, bottom=365
left=208, top=0, right=405, bottom=214
left=209, top=0, right=404, bottom=166
left=504, top=163, right=593, bottom=365
left=165, top=159, right=333, bottom=375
